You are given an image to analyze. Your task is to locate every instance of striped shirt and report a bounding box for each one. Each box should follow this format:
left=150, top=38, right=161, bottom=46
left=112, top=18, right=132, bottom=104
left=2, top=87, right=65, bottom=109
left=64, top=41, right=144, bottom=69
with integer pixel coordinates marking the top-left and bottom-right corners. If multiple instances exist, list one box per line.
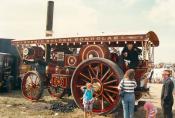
left=118, top=79, right=137, bottom=93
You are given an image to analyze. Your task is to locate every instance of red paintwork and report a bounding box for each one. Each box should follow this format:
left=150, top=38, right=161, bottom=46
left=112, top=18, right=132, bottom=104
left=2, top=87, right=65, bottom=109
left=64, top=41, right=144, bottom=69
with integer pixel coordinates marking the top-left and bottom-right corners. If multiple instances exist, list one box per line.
left=24, top=46, right=44, bottom=60
left=11, top=31, right=159, bottom=115
left=50, top=74, right=70, bottom=88
left=12, top=31, right=159, bottom=47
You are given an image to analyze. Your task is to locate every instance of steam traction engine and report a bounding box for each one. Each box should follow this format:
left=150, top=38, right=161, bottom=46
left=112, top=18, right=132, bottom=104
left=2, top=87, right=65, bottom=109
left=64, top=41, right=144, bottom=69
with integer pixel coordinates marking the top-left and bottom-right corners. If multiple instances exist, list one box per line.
left=12, top=31, right=159, bottom=115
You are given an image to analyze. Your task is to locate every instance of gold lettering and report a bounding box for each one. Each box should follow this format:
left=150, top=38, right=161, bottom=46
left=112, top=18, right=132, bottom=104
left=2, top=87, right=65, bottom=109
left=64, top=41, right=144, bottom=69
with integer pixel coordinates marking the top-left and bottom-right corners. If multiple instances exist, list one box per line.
left=114, top=36, right=118, bottom=40
left=107, top=37, right=112, bottom=41
left=74, top=38, right=79, bottom=42
left=96, top=37, right=100, bottom=41
left=102, top=37, right=106, bottom=41
left=68, top=38, right=71, bottom=42
left=85, top=37, right=89, bottom=41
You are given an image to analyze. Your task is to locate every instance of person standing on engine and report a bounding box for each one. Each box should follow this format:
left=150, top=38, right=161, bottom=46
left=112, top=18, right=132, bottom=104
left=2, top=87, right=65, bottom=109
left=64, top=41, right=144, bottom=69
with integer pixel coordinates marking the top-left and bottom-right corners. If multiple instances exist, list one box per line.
left=122, top=43, right=142, bottom=69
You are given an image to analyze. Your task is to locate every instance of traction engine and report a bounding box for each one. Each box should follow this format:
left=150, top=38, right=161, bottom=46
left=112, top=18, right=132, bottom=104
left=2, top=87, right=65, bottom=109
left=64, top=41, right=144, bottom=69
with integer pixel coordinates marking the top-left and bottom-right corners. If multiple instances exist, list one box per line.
left=12, top=31, right=159, bottom=115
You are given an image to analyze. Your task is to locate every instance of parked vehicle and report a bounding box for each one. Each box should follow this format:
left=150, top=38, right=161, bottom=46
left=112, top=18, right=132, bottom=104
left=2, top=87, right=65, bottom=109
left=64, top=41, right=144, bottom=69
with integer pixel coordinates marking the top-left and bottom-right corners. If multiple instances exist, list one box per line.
left=0, top=38, right=20, bottom=91
left=12, top=31, right=159, bottom=115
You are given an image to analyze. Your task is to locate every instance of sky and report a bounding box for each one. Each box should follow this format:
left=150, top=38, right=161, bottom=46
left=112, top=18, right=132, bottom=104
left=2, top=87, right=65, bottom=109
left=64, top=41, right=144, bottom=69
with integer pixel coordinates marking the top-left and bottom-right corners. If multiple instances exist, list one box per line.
left=0, top=0, right=175, bottom=63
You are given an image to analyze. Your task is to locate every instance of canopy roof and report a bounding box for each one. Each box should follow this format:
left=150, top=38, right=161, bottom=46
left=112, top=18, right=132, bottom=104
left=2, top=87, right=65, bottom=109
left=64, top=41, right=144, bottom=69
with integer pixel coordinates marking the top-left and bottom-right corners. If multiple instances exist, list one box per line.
left=12, top=31, right=159, bottom=47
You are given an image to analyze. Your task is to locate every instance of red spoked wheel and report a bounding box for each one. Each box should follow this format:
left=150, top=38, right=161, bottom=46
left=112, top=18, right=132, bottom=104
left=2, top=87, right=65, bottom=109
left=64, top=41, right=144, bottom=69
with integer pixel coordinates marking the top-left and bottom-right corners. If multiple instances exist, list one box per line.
left=47, top=86, right=65, bottom=99
left=71, top=58, right=123, bottom=115
left=22, top=71, right=44, bottom=101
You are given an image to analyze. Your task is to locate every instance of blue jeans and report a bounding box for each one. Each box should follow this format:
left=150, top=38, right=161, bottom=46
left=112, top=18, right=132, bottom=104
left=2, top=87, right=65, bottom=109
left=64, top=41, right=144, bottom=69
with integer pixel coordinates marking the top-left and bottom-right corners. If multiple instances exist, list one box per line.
left=122, top=93, right=135, bottom=118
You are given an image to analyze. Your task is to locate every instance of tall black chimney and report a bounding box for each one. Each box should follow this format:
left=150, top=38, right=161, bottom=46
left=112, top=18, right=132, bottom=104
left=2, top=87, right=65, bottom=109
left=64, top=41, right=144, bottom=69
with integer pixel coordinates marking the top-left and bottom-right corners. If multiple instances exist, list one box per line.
left=45, top=1, right=54, bottom=62
left=46, top=1, right=54, bottom=37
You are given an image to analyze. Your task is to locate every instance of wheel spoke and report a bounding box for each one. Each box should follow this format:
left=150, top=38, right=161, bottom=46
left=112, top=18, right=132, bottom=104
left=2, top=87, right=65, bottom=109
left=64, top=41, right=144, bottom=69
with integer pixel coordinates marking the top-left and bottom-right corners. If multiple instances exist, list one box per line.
left=34, top=77, right=38, bottom=85
left=33, top=88, right=38, bottom=97
left=29, top=76, right=33, bottom=85
left=101, top=69, right=110, bottom=81
left=80, top=72, right=91, bottom=81
left=82, top=79, right=89, bottom=83
left=104, top=79, right=118, bottom=85
left=29, top=87, right=34, bottom=98
left=88, top=69, right=93, bottom=82
left=105, top=85, right=118, bottom=89
left=104, top=88, right=118, bottom=94
left=76, top=85, right=84, bottom=88
left=35, top=83, right=40, bottom=87
left=103, top=72, right=114, bottom=82
left=95, top=65, right=99, bottom=79
left=89, top=65, right=96, bottom=76
left=100, top=63, right=103, bottom=78
left=26, top=89, right=31, bottom=97
left=102, top=93, right=111, bottom=104
left=26, top=83, right=32, bottom=87
left=101, top=96, right=104, bottom=110
left=25, top=85, right=31, bottom=93
left=32, top=74, right=36, bottom=84
left=106, top=92, right=114, bottom=102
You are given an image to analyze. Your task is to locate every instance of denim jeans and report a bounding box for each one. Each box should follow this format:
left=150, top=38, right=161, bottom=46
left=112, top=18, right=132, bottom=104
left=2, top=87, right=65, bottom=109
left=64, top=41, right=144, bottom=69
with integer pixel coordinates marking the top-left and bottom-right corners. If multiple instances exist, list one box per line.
left=122, top=93, right=135, bottom=118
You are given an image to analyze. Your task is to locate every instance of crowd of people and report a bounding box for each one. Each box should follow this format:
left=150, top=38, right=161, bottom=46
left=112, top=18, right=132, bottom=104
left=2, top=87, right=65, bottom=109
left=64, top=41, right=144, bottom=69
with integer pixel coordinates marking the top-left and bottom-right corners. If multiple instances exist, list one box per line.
left=80, top=43, right=175, bottom=118
left=81, top=69, right=174, bottom=118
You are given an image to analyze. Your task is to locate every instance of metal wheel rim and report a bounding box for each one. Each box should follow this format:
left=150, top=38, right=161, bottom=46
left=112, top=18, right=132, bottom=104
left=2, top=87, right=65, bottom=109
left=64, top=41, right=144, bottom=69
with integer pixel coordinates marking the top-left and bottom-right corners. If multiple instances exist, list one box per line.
left=71, top=58, right=123, bottom=115
left=22, top=71, right=43, bottom=101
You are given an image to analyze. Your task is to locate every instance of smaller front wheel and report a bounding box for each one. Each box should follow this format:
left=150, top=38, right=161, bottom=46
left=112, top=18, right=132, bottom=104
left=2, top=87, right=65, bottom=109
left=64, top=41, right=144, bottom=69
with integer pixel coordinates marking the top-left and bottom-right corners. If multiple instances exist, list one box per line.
left=22, top=71, right=44, bottom=101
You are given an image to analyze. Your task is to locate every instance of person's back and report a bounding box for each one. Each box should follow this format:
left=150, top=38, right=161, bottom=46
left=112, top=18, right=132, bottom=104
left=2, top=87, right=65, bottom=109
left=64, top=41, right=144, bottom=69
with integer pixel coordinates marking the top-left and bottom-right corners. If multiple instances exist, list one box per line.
left=118, top=69, right=137, bottom=118
left=119, top=79, right=137, bottom=93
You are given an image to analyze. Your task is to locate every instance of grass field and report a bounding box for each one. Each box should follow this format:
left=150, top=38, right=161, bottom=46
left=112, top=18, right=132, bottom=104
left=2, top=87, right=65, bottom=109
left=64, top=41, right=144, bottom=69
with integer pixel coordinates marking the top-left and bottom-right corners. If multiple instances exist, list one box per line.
left=0, top=84, right=174, bottom=118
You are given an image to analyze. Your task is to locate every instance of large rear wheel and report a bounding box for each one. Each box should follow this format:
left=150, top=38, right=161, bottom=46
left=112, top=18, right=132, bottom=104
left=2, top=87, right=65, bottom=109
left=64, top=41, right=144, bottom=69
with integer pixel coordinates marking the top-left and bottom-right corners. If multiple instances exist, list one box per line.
left=22, top=71, right=44, bottom=101
left=71, top=58, right=123, bottom=115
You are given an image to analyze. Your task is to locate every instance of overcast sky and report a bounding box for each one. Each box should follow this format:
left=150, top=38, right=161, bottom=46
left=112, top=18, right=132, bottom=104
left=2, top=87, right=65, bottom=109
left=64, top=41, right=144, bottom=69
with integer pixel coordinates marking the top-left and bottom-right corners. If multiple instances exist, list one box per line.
left=0, top=0, right=175, bottom=63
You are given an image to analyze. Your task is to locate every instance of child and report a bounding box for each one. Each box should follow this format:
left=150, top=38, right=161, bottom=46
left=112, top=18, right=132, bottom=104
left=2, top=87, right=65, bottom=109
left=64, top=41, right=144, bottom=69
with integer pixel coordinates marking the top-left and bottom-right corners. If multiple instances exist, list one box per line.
left=144, top=102, right=157, bottom=118
left=81, top=83, right=94, bottom=118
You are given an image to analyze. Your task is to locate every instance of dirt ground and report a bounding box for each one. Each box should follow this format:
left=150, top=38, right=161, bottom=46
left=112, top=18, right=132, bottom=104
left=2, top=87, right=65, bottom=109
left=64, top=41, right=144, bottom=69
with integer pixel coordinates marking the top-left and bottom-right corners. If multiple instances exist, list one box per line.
left=0, top=83, right=175, bottom=118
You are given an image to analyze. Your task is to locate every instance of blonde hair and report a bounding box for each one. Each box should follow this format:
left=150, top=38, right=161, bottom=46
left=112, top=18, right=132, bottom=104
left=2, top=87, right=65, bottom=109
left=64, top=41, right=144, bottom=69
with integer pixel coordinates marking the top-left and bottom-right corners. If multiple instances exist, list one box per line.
left=124, top=69, right=135, bottom=80
left=86, top=83, right=92, bottom=89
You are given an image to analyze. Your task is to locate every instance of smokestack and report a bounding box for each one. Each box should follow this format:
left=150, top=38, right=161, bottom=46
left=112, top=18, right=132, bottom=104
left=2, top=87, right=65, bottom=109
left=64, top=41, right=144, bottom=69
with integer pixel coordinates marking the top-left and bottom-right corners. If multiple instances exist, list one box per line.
left=45, top=1, right=54, bottom=62
left=46, top=1, right=54, bottom=37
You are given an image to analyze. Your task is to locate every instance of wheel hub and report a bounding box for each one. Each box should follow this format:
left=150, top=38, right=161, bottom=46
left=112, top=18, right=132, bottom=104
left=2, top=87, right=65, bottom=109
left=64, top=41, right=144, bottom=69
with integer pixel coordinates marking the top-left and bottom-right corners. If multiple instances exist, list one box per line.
left=92, top=79, right=103, bottom=97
